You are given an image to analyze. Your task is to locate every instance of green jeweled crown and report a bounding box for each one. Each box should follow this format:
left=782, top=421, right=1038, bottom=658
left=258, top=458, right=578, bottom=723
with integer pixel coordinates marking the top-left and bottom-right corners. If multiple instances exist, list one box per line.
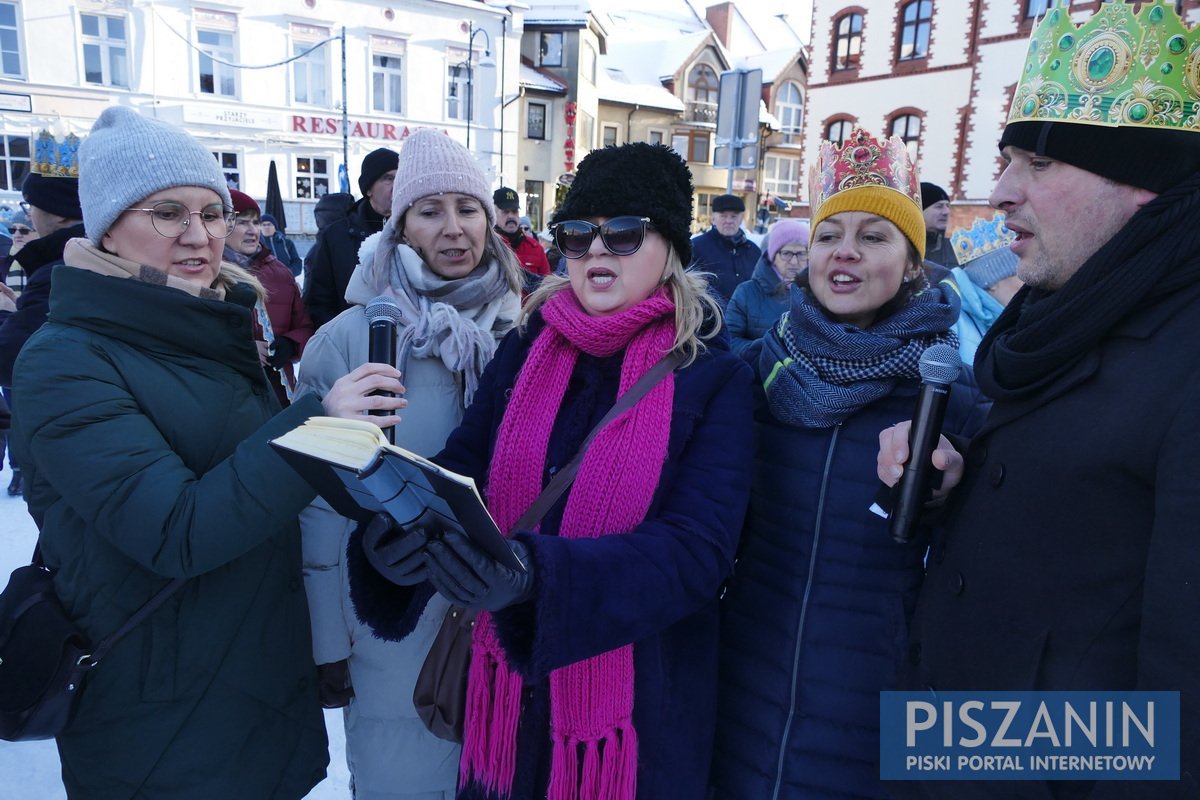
left=1008, top=0, right=1200, bottom=131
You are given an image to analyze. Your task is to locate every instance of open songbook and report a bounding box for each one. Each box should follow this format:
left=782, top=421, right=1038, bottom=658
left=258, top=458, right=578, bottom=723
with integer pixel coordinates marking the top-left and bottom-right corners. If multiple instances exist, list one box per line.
left=271, top=416, right=524, bottom=572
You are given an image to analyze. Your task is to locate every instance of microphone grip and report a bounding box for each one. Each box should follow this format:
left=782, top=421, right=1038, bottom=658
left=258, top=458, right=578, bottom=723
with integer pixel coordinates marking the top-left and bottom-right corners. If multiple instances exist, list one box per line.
left=889, top=383, right=951, bottom=544
left=367, top=319, right=397, bottom=445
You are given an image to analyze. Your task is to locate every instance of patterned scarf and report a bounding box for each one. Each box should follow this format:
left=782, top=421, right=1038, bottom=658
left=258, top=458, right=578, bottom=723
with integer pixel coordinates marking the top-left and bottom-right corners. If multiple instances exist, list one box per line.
left=462, top=288, right=677, bottom=800
left=63, top=238, right=227, bottom=300
left=760, top=280, right=959, bottom=428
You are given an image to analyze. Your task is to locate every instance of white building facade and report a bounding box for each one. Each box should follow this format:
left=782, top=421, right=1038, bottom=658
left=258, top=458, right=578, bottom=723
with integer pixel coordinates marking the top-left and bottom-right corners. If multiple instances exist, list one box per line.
left=0, top=0, right=526, bottom=235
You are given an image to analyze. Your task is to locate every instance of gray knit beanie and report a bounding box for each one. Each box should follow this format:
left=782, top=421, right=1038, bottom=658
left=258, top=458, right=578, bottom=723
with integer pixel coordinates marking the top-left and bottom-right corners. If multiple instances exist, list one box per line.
left=962, top=247, right=1018, bottom=290
left=79, top=106, right=232, bottom=244
left=391, top=129, right=494, bottom=228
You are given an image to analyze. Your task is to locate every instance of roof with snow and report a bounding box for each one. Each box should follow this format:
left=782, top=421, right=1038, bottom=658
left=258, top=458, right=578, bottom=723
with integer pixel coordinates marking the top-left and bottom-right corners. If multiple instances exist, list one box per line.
left=519, top=58, right=570, bottom=93
left=605, top=29, right=723, bottom=83
left=597, top=65, right=685, bottom=110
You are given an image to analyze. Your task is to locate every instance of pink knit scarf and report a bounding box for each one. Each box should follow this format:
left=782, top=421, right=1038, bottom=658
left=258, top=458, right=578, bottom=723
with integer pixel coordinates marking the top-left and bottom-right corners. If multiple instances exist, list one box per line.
left=462, top=288, right=677, bottom=800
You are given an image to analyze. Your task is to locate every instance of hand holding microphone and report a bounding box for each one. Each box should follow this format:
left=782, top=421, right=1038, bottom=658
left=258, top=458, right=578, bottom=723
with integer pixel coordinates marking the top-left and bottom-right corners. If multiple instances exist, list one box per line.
left=366, top=295, right=404, bottom=444
left=887, top=344, right=962, bottom=544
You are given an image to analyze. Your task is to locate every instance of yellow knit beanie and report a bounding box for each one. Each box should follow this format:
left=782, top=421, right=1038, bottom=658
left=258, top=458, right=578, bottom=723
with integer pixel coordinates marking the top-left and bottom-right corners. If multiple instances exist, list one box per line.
left=811, top=184, right=926, bottom=260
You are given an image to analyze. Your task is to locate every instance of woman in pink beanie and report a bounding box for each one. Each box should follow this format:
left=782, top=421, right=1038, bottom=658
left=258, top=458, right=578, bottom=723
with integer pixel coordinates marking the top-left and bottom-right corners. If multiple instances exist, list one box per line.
left=726, top=218, right=810, bottom=356
left=295, top=128, right=522, bottom=800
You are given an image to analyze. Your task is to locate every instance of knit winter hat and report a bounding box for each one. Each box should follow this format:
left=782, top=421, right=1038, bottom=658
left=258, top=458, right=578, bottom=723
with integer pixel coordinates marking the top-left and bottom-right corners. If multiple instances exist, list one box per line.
left=962, top=247, right=1018, bottom=290
left=999, top=121, right=1200, bottom=193
left=78, top=106, right=231, bottom=244
left=766, top=219, right=811, bottom=262
left=357, top=147, right=399, bottom=196
left=228, top=189, right=260, bottom=217
left=391, top=129, right=494, bottom=227
left=22, top=173, right=82, bottom=221
left=812, top=185, right=926, bottom=260
left=920, top=182, right=949, bottom=209
left=260, top=213, right=278, bottom=226
left=8, top=210, right=30, bottom=229
left=551, top=142, right=695, bottom=264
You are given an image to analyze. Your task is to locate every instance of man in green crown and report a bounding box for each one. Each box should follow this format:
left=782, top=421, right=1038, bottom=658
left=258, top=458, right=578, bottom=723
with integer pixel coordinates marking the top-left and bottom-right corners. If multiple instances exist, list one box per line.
left=879, top=2, right=1200, bottom=795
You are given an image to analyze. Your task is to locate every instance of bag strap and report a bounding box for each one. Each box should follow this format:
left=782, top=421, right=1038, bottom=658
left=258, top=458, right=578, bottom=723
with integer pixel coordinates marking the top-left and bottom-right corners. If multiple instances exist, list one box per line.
left=512, top=351, right=683, bottom=533
left=31, top=537, right=187, bottom=667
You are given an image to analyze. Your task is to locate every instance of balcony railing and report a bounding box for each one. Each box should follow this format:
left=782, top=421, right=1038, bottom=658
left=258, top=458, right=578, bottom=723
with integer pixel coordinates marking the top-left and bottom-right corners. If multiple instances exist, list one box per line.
left=685, top=100, right=717, bottom=125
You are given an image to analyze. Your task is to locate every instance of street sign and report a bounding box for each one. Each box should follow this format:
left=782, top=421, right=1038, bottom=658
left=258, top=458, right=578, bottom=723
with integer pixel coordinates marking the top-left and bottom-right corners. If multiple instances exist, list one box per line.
left=713, top=68, right=762, bottom=172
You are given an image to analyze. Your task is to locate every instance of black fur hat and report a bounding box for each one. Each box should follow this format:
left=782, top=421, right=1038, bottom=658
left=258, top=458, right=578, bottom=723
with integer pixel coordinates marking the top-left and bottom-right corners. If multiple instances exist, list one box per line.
left=551, top=143, right=695, bottom=264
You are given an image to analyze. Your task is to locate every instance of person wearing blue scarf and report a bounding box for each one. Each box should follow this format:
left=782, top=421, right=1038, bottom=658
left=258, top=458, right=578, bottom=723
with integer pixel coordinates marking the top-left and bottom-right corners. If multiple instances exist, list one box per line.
left=943, top=246, right=1021, bottom=367
left=711, top=128, right=988, bottom=800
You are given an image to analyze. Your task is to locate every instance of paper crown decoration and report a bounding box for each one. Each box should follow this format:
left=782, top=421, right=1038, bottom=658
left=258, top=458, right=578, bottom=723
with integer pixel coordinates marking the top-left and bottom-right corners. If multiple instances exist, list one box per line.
left=33, top=129, right=81, bottom=178
left=1009, top=0, right=1200, bottom=131
left=949, top=211, right=1016, bottom=266
left=808, top=127, right=921, bottom=212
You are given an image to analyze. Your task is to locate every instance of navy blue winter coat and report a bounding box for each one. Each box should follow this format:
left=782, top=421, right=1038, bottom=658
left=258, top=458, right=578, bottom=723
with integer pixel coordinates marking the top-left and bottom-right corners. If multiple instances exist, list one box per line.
left=726, top=255, right=790, bottom=357
left=710, top=358, right=986, bottom=800
left=690, top=227, right=760, bottom=306
left=429, top=310, right=754, bottom=800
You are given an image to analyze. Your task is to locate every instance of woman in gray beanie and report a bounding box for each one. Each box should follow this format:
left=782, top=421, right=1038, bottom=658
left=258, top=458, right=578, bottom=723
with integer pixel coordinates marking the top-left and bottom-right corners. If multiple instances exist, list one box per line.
left=295, top=127, right=522, bottom=800
left=8, top=105, right=405, bottom=799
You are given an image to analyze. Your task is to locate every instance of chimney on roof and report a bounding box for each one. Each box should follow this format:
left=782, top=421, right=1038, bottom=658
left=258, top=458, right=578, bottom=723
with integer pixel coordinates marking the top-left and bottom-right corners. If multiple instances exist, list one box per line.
left=706, top=2, right=735, bottom=49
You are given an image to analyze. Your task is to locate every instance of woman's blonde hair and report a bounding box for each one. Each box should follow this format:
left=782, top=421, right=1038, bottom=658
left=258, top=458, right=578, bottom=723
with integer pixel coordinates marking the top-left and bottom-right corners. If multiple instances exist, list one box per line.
left=214, top=261, right=266, bottom=303
left=520, top=246, right=722, bottom=367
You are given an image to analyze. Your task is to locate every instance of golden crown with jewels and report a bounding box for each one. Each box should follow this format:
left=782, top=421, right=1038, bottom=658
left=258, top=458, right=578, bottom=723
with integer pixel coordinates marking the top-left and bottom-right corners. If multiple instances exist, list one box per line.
left=1009, top=0, right=1200, bottom=131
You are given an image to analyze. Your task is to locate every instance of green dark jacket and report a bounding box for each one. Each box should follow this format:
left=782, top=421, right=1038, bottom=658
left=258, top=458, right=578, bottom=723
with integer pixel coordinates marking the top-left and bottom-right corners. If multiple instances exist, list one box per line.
left=11, top=266, right=328, bottom=799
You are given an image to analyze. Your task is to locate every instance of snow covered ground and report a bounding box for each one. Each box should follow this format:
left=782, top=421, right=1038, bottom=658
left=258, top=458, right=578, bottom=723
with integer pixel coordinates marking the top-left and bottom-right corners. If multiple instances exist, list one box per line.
left=0, top=460, right=352, bottom=799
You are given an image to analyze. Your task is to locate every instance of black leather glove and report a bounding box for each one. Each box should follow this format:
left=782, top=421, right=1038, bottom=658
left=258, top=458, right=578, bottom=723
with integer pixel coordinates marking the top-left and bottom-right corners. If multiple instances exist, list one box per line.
left=315, top=659, right=354, bottom=709
left=267, top=335, right=297, bottom=367
left=423, top=530, right=533, bottom=611
left=361, top=511, right=430, bottom=586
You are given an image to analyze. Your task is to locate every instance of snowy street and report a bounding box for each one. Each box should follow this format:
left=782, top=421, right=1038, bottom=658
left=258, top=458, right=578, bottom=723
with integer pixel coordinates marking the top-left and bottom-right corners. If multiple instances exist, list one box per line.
left=0, top=461, right=353, bottom=799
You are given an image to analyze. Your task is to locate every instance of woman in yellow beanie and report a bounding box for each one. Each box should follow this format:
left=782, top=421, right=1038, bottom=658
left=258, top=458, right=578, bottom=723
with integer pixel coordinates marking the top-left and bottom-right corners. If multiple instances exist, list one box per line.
left=711, top=128, right=987, bottom=800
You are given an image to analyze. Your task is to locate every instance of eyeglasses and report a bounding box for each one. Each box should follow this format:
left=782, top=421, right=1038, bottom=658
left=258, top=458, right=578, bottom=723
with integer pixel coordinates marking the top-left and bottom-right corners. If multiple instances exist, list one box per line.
left=122, top=201, right=235, bottom=239
left=552, top=216, right=655, bottom=259
left=775, top=249, right=808, bottom=262
left=10, top=226, right=31, bottom=235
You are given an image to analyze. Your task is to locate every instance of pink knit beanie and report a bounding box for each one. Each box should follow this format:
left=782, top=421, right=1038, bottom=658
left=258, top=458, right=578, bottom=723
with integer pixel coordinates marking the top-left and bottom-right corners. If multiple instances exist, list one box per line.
left=391, top=128, right=494, bottom=226
left=766, top=218, right=810, bottom=262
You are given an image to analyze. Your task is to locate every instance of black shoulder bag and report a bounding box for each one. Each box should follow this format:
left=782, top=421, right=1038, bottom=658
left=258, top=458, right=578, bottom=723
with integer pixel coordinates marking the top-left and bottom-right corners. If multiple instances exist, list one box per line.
left=414, top=351, right=683, bottom=742
left=0, top=545, right=185, bottom=742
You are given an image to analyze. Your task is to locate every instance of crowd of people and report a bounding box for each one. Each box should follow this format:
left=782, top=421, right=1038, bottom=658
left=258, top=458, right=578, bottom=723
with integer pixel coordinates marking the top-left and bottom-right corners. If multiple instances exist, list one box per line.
left=1, top=3, right=1197, bottom=798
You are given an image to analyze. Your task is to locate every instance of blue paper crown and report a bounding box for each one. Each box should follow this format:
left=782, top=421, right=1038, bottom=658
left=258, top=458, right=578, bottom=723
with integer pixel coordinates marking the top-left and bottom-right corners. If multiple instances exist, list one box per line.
left=33, top=130, right=80, bottom=178
left=948, top=211, right=1016, bottom=265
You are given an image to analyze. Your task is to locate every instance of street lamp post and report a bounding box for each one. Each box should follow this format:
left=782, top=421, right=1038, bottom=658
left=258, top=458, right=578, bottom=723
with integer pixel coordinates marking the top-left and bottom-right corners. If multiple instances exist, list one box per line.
left=465, top=23, right=495, bottom=150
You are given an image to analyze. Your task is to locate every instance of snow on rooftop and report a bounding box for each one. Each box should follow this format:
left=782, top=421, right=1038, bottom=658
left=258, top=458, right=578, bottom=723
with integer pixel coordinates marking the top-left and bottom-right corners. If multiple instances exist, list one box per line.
left=519, top=60, right=570, bottom=93
left=598, top=66, right=685, bottom=109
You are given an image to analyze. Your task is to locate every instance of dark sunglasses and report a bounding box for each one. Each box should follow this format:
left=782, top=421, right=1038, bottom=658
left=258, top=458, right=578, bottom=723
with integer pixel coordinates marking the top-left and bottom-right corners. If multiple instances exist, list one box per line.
left=10, top=226, right=31, bottom=235
left=552, top=216, right=655, bottom=259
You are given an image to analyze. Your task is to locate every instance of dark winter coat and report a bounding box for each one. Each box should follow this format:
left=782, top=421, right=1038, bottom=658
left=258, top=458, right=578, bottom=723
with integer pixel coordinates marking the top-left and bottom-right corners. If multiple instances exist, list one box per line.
left=924, top=231, right=958, bottom=269
left=302, top=197, right=386, bottom=327
left=898, top=280, right=1200, bottom=800
left=691, top=227, right=761, bottom=306
left=711, top=363, right=985, bottom=800
left=263, top=228, right=304, bottom=277
left=250, top=247, right=315, bottom=407
left=0, top=222, right=84, bottom=385
left=11, top=266, right=328, bottom=799
left=423, top=312, right=754, bottom=800
left=725, top=255, right=790, bottom=357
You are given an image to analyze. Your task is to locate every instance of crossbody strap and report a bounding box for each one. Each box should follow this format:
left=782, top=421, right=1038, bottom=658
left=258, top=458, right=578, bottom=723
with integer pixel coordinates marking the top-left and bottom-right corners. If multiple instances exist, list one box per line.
left=512, top=351, right=684, bottom=533
left=32, top=540, right=188, bottom=667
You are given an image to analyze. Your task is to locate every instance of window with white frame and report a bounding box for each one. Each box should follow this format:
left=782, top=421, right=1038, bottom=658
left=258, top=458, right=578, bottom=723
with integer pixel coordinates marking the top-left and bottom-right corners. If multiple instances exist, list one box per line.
left=0, top=2, right=23, bottom=78
left=647, top=129, right=665, bottom=146
left=295, top=156, right=330, bottom=199
left=291, top=24, right=330, bottom=106
left=80, top=13, right=128, bottom=88
left=602, top=124, right=618, bottom=148
left=213, top=151, right=240, bottom=191
left=0, top=134, right=29, bottom=192
left=527, top=102, right=548, bottom=140
left=764, top=154, right=800, bottom=198
left=581, top=41, right=597, bottom=84
left=776, top=81, right=804, bottom=145
left=578, top=110, right=595, bottom=151
left=196, top=10, right=237, bottom=97
left=538, top=32, right=563, bottom=67
left=898, top=1, right=933, bottom=61
left=825, top=118, right=855, bottom=146
left=371, top=36, right=405, bottom=114
left=890, top=113, right=922, bottom=162
left=446, top=52, right=472, bottom=121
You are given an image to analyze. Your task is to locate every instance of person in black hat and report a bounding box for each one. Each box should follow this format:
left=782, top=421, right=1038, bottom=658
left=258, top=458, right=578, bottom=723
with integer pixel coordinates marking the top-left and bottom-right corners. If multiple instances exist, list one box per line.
left=493, top=185, right=549, bottom=288
left=259, top=212, right=303, bottom=277
left=691, top=192, right=761, bottom=305
left=0, top=173, right=86, bottom=498
left=302, top=147, right=398, bottom=326
left=878, top=5, right=1200, bottom=795
left=919, top=181, right=957, bottom=267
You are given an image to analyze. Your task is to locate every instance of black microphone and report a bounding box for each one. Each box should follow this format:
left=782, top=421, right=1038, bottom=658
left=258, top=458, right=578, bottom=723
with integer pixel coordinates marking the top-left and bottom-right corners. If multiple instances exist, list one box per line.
left=365, top=295, right=402, bottom=445
left=890, top=344, right=962, bottom=545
